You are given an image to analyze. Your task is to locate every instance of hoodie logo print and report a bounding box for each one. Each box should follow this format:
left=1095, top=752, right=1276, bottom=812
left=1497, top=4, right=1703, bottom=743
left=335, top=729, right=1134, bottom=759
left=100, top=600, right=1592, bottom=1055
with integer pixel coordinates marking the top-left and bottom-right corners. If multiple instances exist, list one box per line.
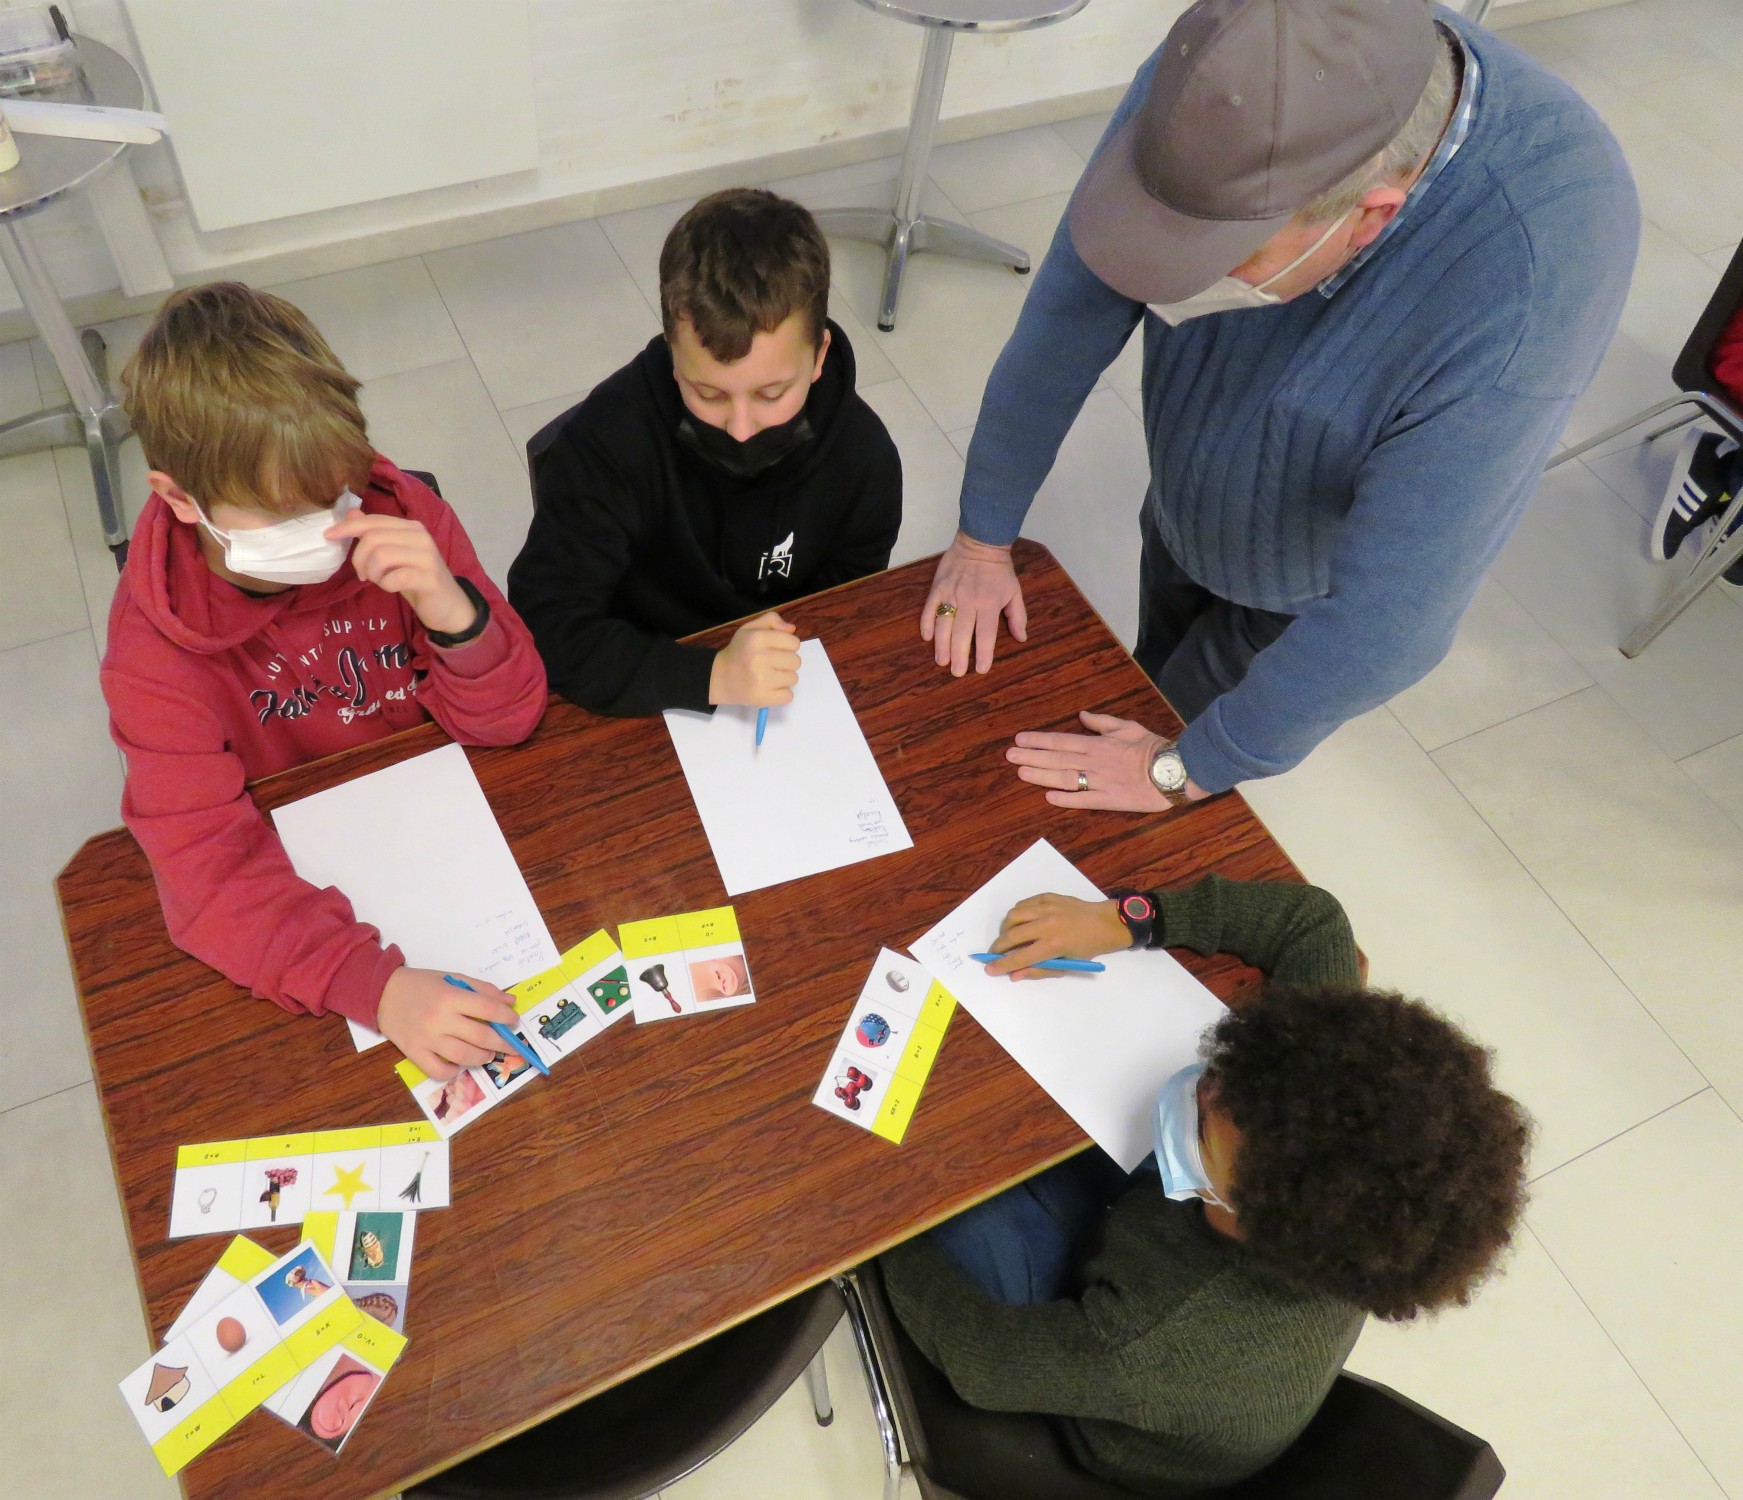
left=758, top=531, right=795, bottom=581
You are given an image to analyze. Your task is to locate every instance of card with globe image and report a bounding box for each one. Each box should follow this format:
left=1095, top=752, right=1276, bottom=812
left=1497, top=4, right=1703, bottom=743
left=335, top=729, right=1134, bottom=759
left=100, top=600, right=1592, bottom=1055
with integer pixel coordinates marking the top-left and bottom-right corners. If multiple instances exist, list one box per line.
left=812, top=949, right=956, bottom=1144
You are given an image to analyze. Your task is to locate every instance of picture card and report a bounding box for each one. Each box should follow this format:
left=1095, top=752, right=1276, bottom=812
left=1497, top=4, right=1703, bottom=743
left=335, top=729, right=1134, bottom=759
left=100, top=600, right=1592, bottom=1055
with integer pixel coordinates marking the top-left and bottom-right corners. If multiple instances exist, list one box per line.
left=166, top=1236, right=276, bottom=1342
left=169, top=1124, right=449, bottom=1238
left=302, top=1211, right=415, bottom=1333
left=911, top=839, right=1226, bottom=1171
left=394, top=931, right=632, bottom=1138
left=271, top=742, right=562, bottom=1052
left=118, top=1243, right=363, bottom=1476
left=812, top=950, right=958, bottom=1145
left=264, top=1311, right=407, bottom=1456
left=618, top=906, right=754, bottom=1024
left=663, top=638, right=912, bottom=895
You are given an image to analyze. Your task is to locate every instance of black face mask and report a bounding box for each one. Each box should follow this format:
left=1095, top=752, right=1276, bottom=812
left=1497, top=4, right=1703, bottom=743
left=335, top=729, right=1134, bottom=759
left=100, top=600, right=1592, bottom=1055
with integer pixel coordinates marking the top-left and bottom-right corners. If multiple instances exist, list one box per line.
left=676, top=406, right=815, bottom=480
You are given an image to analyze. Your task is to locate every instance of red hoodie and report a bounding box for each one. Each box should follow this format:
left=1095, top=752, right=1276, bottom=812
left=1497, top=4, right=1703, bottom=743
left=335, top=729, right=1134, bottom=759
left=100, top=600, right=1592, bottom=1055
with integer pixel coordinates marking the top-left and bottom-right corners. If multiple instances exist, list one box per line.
left=102, top=456, right=549, bottom=1029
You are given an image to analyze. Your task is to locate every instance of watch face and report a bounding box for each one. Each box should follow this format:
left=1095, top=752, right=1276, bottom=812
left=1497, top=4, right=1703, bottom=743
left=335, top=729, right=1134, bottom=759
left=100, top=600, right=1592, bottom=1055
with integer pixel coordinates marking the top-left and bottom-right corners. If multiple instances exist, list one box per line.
left=1150, top=750, right=1188, bottom=794
left=1120, top=894, right=1153, bottom=922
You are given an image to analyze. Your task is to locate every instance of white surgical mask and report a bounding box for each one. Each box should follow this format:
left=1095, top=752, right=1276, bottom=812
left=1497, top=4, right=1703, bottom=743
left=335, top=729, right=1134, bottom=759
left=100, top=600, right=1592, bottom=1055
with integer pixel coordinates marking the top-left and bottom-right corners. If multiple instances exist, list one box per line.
left=1152, top=1062, right=1233, bottom=1211
left=200, top=489, right=362, bottom=586
left=1147, top=210, right=1352, bottom=326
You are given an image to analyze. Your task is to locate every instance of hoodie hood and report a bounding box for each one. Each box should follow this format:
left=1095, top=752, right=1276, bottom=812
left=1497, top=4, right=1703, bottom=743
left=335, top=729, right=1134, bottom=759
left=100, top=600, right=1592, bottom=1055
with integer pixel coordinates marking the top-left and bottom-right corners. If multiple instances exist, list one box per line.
left=123, top=456, right=406, bottom=656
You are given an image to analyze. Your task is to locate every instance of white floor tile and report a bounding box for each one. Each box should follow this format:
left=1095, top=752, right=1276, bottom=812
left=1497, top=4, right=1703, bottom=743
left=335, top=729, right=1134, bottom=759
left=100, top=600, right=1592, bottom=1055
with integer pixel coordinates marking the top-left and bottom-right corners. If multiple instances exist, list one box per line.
left=0, top=448, right=85, bottom=653
left=1238, top=706, right=1706, bottom=1177
left=359, top=359, right=533, bottom=590
left=1525, top=2, right=1725, bottom=94
left=28, top=313, right=151, bottom=410
left=1679, top=729, right=1743, bottom=833
left=499, top=389, right=590, bottom=471
left=1703, top=243, right=1737, bottom=274
left=1582, top=423, right=1689, bottom=522
left=53, top=435, right=150, bottom=648
left=860, top=378, right=963, bottom=568
left=660, top=1320, right=890, bottom=1500
left=1389, top=578, right=1592, bottom=752
left=0, top=873, right=95, bottom=1115
left=1433, top=687, right=1743, bottom=1118
left=1530, top=1090, right=1743, bottom=1495
left=425, top=221, right=661, bottom=411
left=1345, top=1228, right=1723, bottom=1500
left=0, top=1085, right=176, bottom=1500
left=927, top=124, right=1088, bottom=215
left=1492, top=457, right=1743, bottom=761
left=266, top=256, right=466, bottom=383
left=1050, top=112, right=1113, bottom=163
left=0, top=333, right=41, bottom=420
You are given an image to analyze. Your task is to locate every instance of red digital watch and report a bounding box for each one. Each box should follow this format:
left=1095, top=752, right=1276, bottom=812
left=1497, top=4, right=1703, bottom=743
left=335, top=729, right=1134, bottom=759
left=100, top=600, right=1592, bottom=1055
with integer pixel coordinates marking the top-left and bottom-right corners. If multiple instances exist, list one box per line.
left=1108, top=888, right=1157, bottom=950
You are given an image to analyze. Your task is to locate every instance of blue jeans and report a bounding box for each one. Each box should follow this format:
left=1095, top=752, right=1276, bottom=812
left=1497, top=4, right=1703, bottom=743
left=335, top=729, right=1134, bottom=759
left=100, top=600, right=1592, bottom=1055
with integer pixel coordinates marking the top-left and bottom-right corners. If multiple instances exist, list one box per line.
left=924, top=1149, right=1135, bottom=1306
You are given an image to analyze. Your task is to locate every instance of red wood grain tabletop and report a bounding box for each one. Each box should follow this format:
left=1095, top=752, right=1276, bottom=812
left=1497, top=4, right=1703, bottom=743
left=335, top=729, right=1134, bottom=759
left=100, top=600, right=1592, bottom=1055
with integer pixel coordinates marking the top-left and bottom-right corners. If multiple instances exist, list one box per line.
left=59, top=542, right=1303, bottom=1500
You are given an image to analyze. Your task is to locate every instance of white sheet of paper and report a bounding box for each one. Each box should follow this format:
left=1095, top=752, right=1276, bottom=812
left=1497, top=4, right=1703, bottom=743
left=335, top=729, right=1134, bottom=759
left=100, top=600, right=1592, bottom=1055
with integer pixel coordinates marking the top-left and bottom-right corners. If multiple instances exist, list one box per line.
left=911, top=839, right=1226, bottom=1172
left=271, top=743, right=560, bottom=1052
left=663, top=638, right=912, bottom=896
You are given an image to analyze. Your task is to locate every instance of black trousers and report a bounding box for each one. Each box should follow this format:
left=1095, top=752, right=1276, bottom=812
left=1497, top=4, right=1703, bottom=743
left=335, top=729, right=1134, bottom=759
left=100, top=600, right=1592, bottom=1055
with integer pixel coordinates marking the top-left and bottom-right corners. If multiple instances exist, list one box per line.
left=1134, top=501, right=1296, bottom=724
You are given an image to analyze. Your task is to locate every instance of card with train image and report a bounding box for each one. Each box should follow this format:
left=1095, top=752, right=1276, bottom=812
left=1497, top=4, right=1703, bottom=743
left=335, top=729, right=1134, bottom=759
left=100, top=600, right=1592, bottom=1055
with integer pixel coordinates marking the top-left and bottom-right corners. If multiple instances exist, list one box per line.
left=618, top=906, right=755, bottom=1024
left=813, top=949, right=957, bottom=1145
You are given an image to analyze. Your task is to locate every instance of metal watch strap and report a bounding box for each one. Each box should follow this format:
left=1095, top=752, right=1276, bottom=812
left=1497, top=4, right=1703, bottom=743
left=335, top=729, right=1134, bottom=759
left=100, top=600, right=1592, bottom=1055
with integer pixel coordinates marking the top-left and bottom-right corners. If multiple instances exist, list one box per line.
left=1147, top=741, right=1190, bottom=806
left=425, top=576, right=490, bottom=648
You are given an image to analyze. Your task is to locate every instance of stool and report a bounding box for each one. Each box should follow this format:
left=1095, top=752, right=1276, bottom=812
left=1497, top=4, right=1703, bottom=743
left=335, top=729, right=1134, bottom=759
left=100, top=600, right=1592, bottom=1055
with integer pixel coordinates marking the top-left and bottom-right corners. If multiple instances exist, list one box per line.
left=814, top=0, right=1091, bottom=331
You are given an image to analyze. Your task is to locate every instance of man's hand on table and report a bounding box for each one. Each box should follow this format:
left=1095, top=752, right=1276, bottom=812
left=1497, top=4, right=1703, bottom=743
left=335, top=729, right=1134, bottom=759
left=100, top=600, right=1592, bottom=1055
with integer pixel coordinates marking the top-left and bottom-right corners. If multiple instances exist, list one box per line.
left=920, top=531, right=1027, bottom=676
left=377, top=965, right=521, bottom=1081
left=1007, top=710, right=1212, bottom=811
left=983, top=893, right=1131, bottom=979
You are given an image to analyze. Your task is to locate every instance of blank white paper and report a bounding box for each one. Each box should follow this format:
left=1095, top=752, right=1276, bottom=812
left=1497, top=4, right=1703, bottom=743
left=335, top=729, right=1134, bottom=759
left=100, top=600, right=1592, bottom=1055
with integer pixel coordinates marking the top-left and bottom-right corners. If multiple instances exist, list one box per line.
left=272, top=743, right=560, bottom=1051
left=911, top=839, right=1227, bottom=1171
left=663, top=638, right=912, bottom=896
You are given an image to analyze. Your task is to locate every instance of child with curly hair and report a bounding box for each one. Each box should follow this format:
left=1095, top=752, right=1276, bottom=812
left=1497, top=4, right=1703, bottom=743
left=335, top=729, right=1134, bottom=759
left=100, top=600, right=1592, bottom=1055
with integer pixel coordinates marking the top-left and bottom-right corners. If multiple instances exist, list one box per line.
left=881, top=876, right=1531, bottom=1496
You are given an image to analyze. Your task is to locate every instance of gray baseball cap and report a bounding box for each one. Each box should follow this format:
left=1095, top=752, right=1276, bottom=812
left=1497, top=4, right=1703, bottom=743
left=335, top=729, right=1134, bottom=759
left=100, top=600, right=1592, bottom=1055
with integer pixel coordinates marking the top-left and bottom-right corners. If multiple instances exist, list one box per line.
left=1068, top=0, right=1439, bottom=303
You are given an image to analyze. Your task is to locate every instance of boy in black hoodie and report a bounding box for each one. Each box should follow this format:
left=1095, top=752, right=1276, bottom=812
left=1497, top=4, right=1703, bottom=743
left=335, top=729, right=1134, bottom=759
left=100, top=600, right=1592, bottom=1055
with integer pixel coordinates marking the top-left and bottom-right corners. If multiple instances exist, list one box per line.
left=509, top=189, right=903, bottom=717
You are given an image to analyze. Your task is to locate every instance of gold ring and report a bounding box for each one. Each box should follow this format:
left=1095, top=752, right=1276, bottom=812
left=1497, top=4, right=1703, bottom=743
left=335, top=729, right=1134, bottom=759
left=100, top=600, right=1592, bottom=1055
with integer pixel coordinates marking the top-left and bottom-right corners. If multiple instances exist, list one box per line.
left=1076, top=771, right=1089, bottom=793
left=935, top=602, right=958, bottom=618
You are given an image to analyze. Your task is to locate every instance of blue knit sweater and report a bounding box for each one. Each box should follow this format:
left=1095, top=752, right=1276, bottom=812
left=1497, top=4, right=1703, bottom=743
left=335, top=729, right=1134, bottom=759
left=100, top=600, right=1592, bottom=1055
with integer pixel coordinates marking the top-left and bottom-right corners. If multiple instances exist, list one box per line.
left=960, top=14, right=1638, bottom=793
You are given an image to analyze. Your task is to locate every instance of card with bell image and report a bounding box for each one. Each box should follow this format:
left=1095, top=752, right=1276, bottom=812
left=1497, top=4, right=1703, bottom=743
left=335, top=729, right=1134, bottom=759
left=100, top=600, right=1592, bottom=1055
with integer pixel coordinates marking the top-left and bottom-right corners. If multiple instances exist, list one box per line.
left=620, top=906, right=755, bottom=1024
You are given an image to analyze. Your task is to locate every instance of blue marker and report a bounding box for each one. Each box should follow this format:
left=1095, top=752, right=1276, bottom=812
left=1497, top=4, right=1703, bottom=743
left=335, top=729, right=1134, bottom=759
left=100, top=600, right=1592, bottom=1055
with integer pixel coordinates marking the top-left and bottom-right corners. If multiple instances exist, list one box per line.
left=971, top=953, right=1107, bottom=974
left=755, top=706, right=769, bottom=748
left=443, top=974, right=549, bottom=1076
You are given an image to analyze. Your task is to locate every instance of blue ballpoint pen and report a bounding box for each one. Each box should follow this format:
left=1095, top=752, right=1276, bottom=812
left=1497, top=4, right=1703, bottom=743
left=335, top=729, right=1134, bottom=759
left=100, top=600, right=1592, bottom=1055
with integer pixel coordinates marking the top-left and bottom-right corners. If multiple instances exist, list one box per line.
left=970, top=953, right=1107, bottom=973
left=755, top=706, right=769, bottom=747
left=442, top=974, right=549, bottom=1075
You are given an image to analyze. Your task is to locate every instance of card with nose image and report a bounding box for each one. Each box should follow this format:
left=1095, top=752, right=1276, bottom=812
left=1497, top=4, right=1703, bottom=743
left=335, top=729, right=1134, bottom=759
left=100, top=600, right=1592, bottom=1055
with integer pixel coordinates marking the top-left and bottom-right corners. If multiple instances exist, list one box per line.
left=618, top=906, right=756, bottom=1024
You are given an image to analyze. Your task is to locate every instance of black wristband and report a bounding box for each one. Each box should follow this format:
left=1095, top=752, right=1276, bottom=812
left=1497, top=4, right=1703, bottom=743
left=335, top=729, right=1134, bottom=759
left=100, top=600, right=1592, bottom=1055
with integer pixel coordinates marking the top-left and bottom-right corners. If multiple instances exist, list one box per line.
left=425, top=577, right=490, bottom=648
left=1107, top=888, right=1158, bottom=951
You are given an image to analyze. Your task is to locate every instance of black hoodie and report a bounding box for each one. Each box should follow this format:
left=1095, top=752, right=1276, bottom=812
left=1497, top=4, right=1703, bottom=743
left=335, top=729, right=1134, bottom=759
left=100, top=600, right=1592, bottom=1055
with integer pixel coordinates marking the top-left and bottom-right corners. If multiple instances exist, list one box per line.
left=508, top=321, right=902, bottom=717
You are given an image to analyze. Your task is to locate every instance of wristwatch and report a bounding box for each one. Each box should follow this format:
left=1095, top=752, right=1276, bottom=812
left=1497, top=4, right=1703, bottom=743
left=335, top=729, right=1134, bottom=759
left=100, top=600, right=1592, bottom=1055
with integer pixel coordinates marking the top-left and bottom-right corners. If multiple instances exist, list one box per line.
left=426, top=577, right=490, bottom=649
left=1107, top=888, right=1157, bottom=950
left=1147, top=741, right=1191, bottom=806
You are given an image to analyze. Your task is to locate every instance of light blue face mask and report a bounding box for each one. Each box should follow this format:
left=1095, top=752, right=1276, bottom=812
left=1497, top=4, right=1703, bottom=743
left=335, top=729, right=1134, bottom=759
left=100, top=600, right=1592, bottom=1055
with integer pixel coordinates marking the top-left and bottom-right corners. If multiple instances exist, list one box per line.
left=1153, top=1062, right=1232, bottom=1211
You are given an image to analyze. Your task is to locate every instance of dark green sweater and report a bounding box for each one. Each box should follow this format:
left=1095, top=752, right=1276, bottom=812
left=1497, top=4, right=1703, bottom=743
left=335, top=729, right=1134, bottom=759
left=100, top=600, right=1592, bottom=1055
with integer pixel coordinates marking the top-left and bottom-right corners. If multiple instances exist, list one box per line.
left=883, top=878, right=1367, bottom=1495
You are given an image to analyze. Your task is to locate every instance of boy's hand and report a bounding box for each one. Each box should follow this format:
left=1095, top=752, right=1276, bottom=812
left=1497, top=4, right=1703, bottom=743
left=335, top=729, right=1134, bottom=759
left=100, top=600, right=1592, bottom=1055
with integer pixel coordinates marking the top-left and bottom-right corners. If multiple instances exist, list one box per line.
left=326, top=512, right=477, bottom=637
left=984, top=894, right=1130, bottom=980
left=709, top=612, right=801, bottom=707
left=376, top=966, right=520, bottom=1081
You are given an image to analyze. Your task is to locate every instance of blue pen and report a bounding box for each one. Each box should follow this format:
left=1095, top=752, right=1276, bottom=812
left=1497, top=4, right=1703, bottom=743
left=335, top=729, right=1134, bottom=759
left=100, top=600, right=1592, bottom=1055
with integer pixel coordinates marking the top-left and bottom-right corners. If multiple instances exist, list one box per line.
left=755, top=706, right=769, bottom=748
left=970, top=953, right=1107, bottom=973
left=443, top=974, right=549, bottom=1076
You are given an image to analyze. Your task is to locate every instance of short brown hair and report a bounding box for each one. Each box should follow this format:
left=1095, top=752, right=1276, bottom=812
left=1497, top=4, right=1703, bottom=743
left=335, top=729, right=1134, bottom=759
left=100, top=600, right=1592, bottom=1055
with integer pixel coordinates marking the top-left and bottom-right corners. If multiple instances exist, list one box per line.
left=658, top=188, right=831, bottom=361
left=122, top=281, right=375, bottom=518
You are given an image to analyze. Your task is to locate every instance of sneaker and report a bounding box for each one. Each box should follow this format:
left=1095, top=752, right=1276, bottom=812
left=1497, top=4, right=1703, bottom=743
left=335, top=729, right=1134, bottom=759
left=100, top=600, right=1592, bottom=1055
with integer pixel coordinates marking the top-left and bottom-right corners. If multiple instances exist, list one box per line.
left=1651, top=426, right=1739, bottom=563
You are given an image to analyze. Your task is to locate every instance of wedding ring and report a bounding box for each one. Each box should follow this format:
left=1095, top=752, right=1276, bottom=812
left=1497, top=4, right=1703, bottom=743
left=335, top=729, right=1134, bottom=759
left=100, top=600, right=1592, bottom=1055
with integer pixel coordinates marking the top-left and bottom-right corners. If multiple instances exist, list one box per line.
left=935, top=602, right=958, bottom=618
left=1076, top=771, right=1089, bottom=793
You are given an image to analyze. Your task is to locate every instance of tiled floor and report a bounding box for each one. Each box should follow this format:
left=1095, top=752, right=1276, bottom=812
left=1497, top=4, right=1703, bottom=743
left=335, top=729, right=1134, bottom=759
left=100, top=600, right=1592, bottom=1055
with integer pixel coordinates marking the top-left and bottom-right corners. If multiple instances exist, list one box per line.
left=4, top=1, right=1742, bottom=1495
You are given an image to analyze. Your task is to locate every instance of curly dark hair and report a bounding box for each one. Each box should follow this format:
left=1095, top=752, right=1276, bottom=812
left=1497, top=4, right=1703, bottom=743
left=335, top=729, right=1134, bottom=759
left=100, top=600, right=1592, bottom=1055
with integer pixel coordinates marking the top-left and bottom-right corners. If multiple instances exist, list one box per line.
left=1203, top=983, right=1531, bottom=1321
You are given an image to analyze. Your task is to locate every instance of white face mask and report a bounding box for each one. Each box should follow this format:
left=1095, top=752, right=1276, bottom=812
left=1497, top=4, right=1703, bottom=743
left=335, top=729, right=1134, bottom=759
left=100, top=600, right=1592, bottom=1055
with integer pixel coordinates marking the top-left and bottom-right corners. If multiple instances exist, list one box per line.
left=200, top=490, right=362, bottom=586
left=1147, top=210, right=1352, bottom=327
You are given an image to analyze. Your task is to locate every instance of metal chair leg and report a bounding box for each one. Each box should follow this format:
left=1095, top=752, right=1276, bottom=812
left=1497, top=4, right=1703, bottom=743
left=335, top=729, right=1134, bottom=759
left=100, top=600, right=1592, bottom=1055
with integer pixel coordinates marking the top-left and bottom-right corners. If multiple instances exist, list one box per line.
left=1545, top=394, right=1699, bottom=469
left=1623, top=487, right=1743, bottom=656
left=835, top=1273, right=906, bottom=1500
left=803, top=1347, right=834, bottom=1427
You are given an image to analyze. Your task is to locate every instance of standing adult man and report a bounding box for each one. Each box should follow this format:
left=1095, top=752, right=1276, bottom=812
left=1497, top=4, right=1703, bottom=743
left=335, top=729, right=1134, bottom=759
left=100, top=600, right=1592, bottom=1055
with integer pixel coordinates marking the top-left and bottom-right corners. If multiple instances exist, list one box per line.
left=921, top=0, right=1636, bottom=809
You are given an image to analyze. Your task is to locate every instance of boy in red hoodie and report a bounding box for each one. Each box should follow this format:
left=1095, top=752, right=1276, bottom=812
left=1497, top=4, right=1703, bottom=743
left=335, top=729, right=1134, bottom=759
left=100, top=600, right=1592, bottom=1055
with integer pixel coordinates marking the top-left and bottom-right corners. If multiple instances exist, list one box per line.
left=103, top=282, right=547, bottom=1080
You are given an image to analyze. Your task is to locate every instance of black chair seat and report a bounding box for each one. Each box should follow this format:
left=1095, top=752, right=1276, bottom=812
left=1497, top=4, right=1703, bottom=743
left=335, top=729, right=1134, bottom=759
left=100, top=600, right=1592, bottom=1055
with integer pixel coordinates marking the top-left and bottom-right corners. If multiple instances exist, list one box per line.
left=850, top=1259, right=1503, bottom=1500
left=411, top=1281, right=842, bottom=1500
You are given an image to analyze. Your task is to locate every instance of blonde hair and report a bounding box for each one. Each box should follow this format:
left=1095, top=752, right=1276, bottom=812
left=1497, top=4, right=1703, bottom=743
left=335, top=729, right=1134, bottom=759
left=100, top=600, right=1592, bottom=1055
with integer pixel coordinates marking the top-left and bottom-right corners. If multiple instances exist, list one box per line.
left=121, top=281, right=374, bottom=518
left=1297, top=29, right=1460, bottom=225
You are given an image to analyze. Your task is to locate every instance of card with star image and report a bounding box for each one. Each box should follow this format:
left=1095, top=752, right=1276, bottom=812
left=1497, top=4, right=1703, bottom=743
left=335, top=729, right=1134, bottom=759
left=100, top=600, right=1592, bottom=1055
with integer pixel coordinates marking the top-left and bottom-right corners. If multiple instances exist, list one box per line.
left=168, top=1124, right=450, bottom=1237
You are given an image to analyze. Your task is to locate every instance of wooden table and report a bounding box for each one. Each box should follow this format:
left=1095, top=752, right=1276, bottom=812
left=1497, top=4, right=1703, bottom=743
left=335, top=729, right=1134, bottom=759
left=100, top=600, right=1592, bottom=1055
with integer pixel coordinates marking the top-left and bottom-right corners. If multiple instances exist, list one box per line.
left=60, top=542, right=1303, bottom=1500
